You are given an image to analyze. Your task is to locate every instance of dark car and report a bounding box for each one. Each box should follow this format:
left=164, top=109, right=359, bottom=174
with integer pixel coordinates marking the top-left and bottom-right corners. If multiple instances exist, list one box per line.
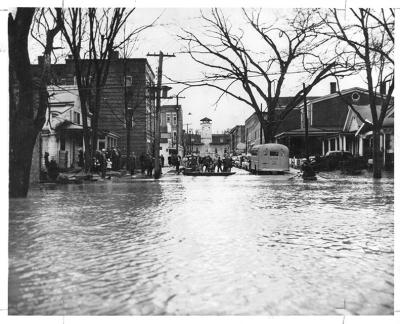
left=323, top=151, right=354, bottom=170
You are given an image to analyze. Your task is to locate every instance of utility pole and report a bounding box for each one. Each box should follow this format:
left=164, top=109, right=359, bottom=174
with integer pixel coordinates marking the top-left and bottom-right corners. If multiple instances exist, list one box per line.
left=175, top=95, right=185, bottom=156
left=303, top=83, right=309, bottom=161
left=260, top=103, right=263, bottom=145
left=147, top=51, right=175, bottom=179
left=183, top=122, right=191, bottom=155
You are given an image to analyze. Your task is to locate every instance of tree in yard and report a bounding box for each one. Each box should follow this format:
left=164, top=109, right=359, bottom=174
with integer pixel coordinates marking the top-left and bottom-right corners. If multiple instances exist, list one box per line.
left=317, top=8, right=394, bottom=178
left=178, top=9, right=353, bottom=144
left=9, top=8, right=62, bottom=198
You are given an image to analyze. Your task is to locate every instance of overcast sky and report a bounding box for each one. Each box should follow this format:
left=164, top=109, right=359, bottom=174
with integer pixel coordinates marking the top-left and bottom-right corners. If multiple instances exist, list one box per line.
left=2, top=0, right=396, bottom=134
left=126, top=7, right=367, bottom=133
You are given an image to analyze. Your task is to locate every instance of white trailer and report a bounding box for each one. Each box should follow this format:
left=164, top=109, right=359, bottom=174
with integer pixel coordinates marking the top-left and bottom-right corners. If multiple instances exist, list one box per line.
left=249, top=143, right=290, bottom=174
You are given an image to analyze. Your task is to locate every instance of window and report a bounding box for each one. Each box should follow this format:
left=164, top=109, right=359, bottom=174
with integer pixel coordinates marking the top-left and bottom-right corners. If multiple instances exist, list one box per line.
left=173, top=113, right=177, bottom=125
left=166, top=113, right=171, bottom=124
left=124, top=76, right=133, bottom=86
left=270, top=151, right=279, bottom=156
left=74, top=112, right=81, bottom=124
left=220, top=138, right=223, bottom=143
left=173, top=131, right=177, bottom=143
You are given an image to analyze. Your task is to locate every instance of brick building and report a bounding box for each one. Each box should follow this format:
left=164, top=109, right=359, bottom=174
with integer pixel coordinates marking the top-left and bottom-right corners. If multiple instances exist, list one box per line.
left=32, top=53, right=156, bottom=163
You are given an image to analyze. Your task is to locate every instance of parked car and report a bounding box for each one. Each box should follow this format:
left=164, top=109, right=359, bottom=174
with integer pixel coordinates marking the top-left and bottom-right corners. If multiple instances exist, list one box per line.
left=322, top=150, right=354, bottom=170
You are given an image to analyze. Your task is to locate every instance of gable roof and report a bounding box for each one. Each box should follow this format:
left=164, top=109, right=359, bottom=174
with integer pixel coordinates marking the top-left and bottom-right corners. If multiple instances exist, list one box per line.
left=308, top=87, right=393, bottom=105
left=343, top=104, right=394, bottom=132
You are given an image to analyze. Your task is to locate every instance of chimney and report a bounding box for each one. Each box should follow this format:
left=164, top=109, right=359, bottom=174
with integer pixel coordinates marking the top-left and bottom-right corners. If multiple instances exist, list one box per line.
left=330, top=82, right=337, bottom=94
left=380, top=81, right=386, bottom=95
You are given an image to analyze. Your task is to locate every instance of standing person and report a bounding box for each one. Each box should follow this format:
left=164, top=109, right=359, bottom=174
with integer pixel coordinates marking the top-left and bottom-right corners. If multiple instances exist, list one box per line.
left=129, top=152, right=136, bottom=176
left=176, top=154, right=181, bottom=174
left=100, top=149, right=107, bottom=178
left=217, top=156, right=222, bottom=173
left=139, top=152, right=146, bottom=174
left=111, top=148, right=116, bottom=171
left=150, top=155, right=155, bottom=176
left=47, top=159, right=59, bottom=181
left=115, top=147, right=121, bottom=170
left=44, top=152, right=50, bottom=169
left=160, top=154, right=165, bottom=168
left=222, top=156, right=227, bottom=172
left=77, top=149, right=84, bottom=168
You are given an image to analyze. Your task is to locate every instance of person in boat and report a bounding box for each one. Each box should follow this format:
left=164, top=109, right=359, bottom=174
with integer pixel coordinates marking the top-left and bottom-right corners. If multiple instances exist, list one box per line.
left=226, top=156, right=232, bottom=172
left=217, top=156, right=222, bottom=173
left=206, top=156, right=213, bottom=172
left=301, top=160, right=316, bottom=179
left=199, top=156, right=204, bottom=172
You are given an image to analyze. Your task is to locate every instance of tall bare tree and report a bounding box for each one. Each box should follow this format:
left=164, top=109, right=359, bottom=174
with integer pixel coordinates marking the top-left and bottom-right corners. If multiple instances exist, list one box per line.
left=318, top=8, right=394, bottom=178
left=54, top=8, right=151, bottom=172
left=179, top=9, right=352, bottom=143
left=9, top=8, right=62, bottom=198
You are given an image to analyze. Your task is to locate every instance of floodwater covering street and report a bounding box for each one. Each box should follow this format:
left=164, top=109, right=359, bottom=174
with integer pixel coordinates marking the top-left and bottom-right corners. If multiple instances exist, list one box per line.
left=8, top=168, right=394, bottom=315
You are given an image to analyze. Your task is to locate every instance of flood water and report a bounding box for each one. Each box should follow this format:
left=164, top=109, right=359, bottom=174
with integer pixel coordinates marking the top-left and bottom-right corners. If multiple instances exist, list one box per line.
left=8, top=169, right=394, bottom=315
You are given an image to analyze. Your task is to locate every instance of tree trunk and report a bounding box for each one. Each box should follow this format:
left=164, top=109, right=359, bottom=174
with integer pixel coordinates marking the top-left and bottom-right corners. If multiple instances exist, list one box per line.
left=372, top=128, right=382, bottom=179
left=9, top=117, right=39, bottom=198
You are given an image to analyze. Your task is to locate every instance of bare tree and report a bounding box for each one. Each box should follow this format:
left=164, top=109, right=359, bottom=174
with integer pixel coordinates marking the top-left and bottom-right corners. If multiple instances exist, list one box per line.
left=9, top=8, right=62, bottom=198
left=318, top=8, right=394, bottom=178
left=178, top=9, right=352, bottom=144
left=54, top=8, right=152, bottom=172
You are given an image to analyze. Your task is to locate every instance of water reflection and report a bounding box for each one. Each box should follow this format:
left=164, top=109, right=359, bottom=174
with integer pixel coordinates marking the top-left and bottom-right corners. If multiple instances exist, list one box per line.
left=9, top=170, right=394, bottom=315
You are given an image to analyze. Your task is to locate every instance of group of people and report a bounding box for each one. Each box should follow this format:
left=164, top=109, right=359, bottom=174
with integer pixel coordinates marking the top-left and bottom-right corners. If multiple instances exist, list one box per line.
left=139, top=152, right=157, bottom=176
left=92, top=147, right=122, bottom=178
left=184, top=154, right=233, bottom=173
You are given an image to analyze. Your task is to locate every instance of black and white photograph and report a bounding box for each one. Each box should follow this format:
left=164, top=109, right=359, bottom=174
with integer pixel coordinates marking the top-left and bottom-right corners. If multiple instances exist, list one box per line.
left=1, top=0, right=398, bottom=321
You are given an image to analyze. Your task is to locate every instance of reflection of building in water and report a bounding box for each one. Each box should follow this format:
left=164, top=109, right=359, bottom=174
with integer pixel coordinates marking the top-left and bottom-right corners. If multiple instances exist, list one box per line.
left=191, top=117, right=230, bottom=157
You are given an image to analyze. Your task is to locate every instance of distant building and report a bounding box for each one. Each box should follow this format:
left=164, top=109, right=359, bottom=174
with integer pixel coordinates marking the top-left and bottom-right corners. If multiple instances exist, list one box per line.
left=191, top=117, right=230, bottom=157
left=229, top=125, right=245, bottom=154
left=244, top=97, right=306, bottom=152
left=160, top=104, right=183, bottom=160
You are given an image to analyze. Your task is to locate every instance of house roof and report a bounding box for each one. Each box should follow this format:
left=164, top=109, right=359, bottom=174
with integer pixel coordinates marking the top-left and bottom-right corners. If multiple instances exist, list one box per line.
left=308, top=87, right=392, bottom=105
left=343, top=104, right=394, bottom=132
left=275, top=126, right=342, bottom=138
left=200, top=117, right=212, bottom=122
